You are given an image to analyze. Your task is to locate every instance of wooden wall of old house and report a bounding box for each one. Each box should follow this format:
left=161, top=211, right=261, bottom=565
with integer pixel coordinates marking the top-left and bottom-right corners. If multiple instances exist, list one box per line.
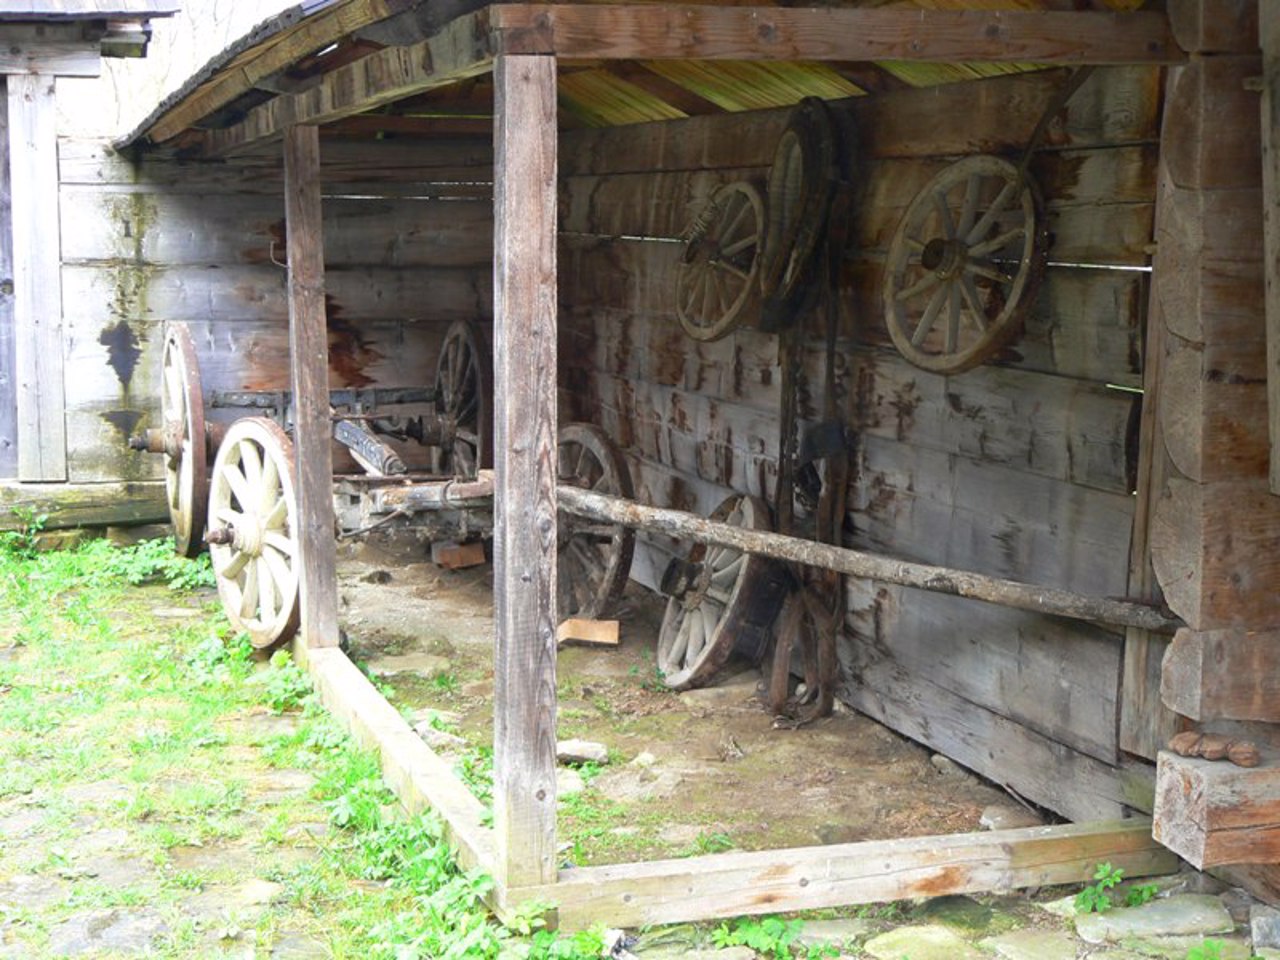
left=557, top=66, right=1161, bottom=823
left=57, top=136, right=494, bottom=484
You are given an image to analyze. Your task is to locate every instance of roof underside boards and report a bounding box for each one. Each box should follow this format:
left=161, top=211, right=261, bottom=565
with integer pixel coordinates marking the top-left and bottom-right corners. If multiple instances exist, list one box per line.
left=121, top=0, right=1177, bottom=151
left=0, top=1, right=180, bottom=20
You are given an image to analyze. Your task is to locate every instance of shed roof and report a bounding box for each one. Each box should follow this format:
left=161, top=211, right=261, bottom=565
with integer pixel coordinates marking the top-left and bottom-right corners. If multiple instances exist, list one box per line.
left=1, top=1, right=180, bottom=20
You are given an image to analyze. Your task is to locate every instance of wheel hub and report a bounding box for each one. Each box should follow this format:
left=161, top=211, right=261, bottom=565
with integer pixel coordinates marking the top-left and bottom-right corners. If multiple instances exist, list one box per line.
left=921, top=237, right=967, bottom=280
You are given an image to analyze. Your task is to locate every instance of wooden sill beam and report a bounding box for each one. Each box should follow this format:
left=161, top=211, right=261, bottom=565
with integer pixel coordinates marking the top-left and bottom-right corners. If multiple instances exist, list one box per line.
left=490, top=5, right=1185, bottom=66
left=198, top=9, right=495, bottom=156
left=502, top=820, right=1176, bottom=929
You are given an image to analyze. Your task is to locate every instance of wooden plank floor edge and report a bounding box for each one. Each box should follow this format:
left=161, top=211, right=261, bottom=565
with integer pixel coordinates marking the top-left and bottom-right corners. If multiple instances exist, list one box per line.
left=293, top=644, right=499, bottom=882
left=500, top=819, right=1177, bottom=930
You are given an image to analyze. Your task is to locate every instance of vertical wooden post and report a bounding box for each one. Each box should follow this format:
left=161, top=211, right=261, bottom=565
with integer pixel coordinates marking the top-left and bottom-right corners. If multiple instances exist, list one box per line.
left=0, top=77, right=16, bottom=479
left=282, top=124, right=340, bottom=648
left=492, top=52, right=559, bottom=889
left=7, top=73, right=65, bottom=481
left=1262, top=5, right=1280, bottom=495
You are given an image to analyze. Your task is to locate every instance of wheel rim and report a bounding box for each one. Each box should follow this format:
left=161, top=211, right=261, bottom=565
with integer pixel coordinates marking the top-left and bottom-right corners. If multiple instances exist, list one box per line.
left=208, top=418, right=300, bottom=649
left=161, top=323, right=208, bottom=558
left=556, top=423, right=636, bottom=621
left=883, top=155, right=1046, bottom=374
left=433, top=320, right=492, bottom=476
left=657, top=494, right=784, bottom=690
left=676, top=182, right=764, bottom=342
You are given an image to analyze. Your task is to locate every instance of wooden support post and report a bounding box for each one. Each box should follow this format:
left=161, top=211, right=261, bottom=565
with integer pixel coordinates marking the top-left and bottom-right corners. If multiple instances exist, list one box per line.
left=0, top=78, right=14, bottom=479
left=1154, top=749, right=1280, bottom=868
left=282, top=124, right=340, bottom=648
left=492, top=52, right=559, bottom=890
left=1162, top=627, right=1280, bottom=722
left=8, top=74, right=65, bottom=481
left=1262, top=4, right=1280, bottom=494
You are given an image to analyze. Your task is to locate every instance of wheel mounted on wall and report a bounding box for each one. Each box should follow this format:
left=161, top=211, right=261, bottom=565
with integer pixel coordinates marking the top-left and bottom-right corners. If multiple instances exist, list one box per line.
left=882, top=154, right=1047, bottom=374
left=207, top=417, right=300, bottom=649
left=656, top=494, right=788, bottom=691
left=556, top=423, right=636, bottom=621
left=433, top=319, right=492, bottom=477
left=160, top=323, right=209, bottom=558
left=675, top=181, right=764, bottom=342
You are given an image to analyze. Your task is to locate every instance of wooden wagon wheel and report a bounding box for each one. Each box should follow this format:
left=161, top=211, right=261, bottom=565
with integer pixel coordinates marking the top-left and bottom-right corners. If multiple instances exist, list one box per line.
left=207, top=417, right=300, bottom=649
left=759, top=98, right=838, bottom=312
left=160, top=323, right=209, bottom=558
left=556, top=423, right=636, bottom=621
left=882, top=155, right=1047, bottom=374
left=675, top=181, right=764, bottom=342
left=433, top=319, right=492, bottom=477
left=657, top=494, right=788, bottom=691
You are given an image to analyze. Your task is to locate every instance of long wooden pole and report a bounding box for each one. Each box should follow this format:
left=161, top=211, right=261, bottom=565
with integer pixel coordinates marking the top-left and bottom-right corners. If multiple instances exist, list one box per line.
left=559, top=487, right=1182, bottom=634
left=492, top=52, right=560, bottom=890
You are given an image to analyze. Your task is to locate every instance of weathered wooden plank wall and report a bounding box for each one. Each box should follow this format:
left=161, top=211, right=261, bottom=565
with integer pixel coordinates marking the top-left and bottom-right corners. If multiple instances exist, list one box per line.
left=558, top=66, right=1160, bottom=822
left=0, top=78, right=15, bottom=479
left=58, top=136, right=495, bottom=486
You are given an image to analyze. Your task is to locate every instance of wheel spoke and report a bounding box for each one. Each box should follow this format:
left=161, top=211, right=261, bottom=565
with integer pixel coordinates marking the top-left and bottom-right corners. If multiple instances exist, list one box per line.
left=959, top=275, right=989, bottom=331
left=239, top=559, right=259, bottom=621
left=686, top=608, right=707, bottom=664
left=259, top=455, right=279, bottom=512
left=722, top=233, right=759, bottom=257
left=711, top=553, right=745, bottom=584
left=218, top=548, right=250, bottom=581
left=705, top=585, right=733, bottom=606
left=894, top=270, right=943, bottom=304
left=223, top=461, right=253, bottom=510
left=263, top=544, right=295, bottom=600
left=965, top=179, right=1019, bottom=245
left=713, top=259, right=750, bottom=282
left=931, top=189, right=956, bottom=240
left=721, top=193, right=751, bottom=240
left=257, top=556, right=276, bottom=625
left=968, top=225, right=1027, bottom=258
left=264, top=531, right=295, bottom=557
left=911, top=284, right=948, bottom=346
left=945, top=283, right=961, bottom=353
left=240, top=442, right=263, bottom=491
left=669, top=612, right=692, bottom=669
left=966, top=260, right=1013, bottom=284
left=956, top=173, right=980, bottom=239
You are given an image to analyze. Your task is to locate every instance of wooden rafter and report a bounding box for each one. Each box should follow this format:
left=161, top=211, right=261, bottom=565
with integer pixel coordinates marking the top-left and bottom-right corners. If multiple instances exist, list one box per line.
left=601, top=60, right=724, bottom=116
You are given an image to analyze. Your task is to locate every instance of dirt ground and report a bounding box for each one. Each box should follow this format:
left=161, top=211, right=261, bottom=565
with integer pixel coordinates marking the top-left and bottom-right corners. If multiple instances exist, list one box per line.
left=335, top=537, right=1030, bottom=866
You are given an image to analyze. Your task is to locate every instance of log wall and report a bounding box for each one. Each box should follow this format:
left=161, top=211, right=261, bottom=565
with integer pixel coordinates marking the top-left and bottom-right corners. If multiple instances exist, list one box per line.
left=558, top=66, right=1161, bottom=822
left=56, top=135, right=494, bottom=486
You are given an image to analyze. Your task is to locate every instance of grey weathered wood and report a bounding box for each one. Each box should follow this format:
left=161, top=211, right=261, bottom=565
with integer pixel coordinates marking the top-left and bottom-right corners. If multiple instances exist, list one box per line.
left=283, top=125, right=340, bottom=650
left=1154, top=749, right=1280, bottom=868
left=560, top=488, right=1179, bottom=634
left=492, top=53, right=559, bottom=890
left=1262, top=6, right=1280, bottom=494
left=2, top=1, right=179, bottom=19
left=0, top=478, right=164, bottom=529
left=0, top=78, right=14, bottom=478
left=0, top=25, right=101, bottom=77
left=508, top=819, right=1175, bottom=931
left=1162, top=627, right=1280, bottom=723
left=8, top=73, right=66, bottom=480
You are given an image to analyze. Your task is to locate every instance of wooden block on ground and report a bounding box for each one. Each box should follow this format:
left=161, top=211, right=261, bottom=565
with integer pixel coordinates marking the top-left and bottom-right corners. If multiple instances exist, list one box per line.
left=1162, top=626, right=1280, bottom=721
left=556, top=618, right=620, bottom=646
left=1154, top=748, right=1280, bottom=868
left=431, top=539, right=487, bottom=569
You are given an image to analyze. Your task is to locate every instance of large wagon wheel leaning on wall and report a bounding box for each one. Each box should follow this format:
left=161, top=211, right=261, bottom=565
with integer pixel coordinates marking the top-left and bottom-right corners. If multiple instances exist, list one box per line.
left=556, top=423, right=636, bottom=621
left=675, top=181, right=764, bottom=342
left=882, top=155, right=1048, bottom=374
left=656, top=494, right=789, bottom=691
left=160, top=323, right=209, bottom=558
left=433, top=319, right=492, bottom=477
left=206, top=418, right=300, bottom=649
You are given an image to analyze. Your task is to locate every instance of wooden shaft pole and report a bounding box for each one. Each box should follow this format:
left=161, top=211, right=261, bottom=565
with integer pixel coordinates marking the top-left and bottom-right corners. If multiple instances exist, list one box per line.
left=559, top=487, right=1182, bottom=635
left=492, top=52, right=560, bottom=890
left=283, top=124, right=340, bottom=648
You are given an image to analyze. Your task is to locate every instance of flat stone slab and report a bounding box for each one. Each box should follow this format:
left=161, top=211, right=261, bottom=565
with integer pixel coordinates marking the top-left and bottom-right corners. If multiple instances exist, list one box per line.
left=61, top=780, right=133, bottom=808
left=0, top=874, right=68, bottom=910
left=46, top=908, right=168, bottom=956
left=918, top=895, right=993, bottom=931
left=980, top=803, right=1044, bottom=831
left=365, top=653, right=451, bottom=678
left=638, top=947, right=754, bottom=960
left=1075, top=894, right=1235, bottom=943
left=795, top=918, right=873, bottom=949
left=677, top=671, right=760, bottom=712
left=1112, top=936, right=1252, bottom=960
left=557, top=739, right=609, bottom=765
left=1255, top=904, right=1280, bottom=950
left=981, top=928, right=1079, bottom=960
left=863, top=924, right=984, bottom=960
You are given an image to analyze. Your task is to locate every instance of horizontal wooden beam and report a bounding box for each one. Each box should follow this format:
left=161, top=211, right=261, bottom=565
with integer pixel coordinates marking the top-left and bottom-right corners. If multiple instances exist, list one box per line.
left=0, top=480, right=165, bottom=529
left=559, top=488, right=1182, bottom=634
left=491, top=5, right=1185, bottom=65
left=1154, top=749, right=1280, bottom=868
left=0, top=25, right=101, bottom=77
left=197, top=10, right=495, bottom=156
left=504, top=819, right=1175, bottom=929
left=1162, top=627, right=1280, bottom=722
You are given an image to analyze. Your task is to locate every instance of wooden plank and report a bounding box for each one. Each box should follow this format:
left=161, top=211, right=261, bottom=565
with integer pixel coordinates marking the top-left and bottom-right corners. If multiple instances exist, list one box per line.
left=1162, top=55, right=1262, bottom=191
left=1162, top=627, right=1280, bottom=723
left=1263, top=6, right=1280, bottom=495
left=0, top=478, right=164, bottom=529
left=492, top=53, right=559, bottom=890
left=283, top=125, right=340, bottom=650
left=8, top=74, right=66, bottom=480
left=510, top=819, right=1175, bottom=930
left=295, top=644, right=495, bottom=874
left=555, top=618, right=619, bottom=646
left=199, top=12, right=496, bottom=157
left=492, top=6, right=1184, bottom=66
left=1151, top=478, right=1280, bottom=630
left=1153, top=749, right=1280, bottom=868
left=1167, top=0, right=1258, bottom=54
left=0, top=25, right=101, bottom=77
left=0, top=78, right=14, bottom=478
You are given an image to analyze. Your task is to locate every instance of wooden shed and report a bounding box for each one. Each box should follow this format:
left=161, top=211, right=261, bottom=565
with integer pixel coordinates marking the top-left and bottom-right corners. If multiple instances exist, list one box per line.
left=25, top=0, right=1280, bottom=925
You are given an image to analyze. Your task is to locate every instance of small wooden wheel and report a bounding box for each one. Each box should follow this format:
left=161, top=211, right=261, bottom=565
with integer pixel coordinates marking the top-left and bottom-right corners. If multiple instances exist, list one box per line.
left=759, top=98, right=838, bottom=307
left=883, top=155, right=1047, bottom=374
left=556, top=423, right=636, bottom=621
left=657, top=494, right=787, bottom=691
left=161, top=323, right=209, bottom=558
left=675, top=181, right=764, bottom=342
left=433, top=320, right=492, bottom=477
left=207, top=418, right=300, bottom=649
